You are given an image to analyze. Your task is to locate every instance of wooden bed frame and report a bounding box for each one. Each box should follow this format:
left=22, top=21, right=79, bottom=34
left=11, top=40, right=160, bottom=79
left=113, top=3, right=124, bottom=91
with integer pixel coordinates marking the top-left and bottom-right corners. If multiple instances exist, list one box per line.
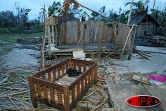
left=28, top=58, right=97, bottom=111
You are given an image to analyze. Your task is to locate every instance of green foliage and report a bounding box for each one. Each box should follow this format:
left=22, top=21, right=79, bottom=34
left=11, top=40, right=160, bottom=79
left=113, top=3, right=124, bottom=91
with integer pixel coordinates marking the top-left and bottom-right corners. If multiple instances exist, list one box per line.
left=125, top=0, right=149, bottom=16
left=48, top=1, right=61, bottom=16
left=91, top=6, right=106, bottom=21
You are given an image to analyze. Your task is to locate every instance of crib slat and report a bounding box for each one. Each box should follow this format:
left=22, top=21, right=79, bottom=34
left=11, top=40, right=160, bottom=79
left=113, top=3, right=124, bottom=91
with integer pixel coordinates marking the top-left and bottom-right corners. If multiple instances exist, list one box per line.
left=81, top=79, right=84, bottom=92
left=62, top=65, right=64, bottom=75
left=43, top=85, right=48, bottom=99
left=58, top=67, right=60, bottom=78
left=42, top=74, right=46, bottom=80
left=36, top=83, right=42, bottom=97
left=83, top=64, right=86, bottom=72
left=88, top=72, right=91, bottom=84
left=73, top=62, right=76, bottom=69
left=66, top=63, right=68, bottom=73
left=53, top=69, right=56, bottom=81
left=85, top=76, right=87, bottom=87
left=78, top=63, right=81, bottom=72
left=77, top=82, right=80, bottom=97
left=50, top=87, right=55, bottom=102
left=58, top=90, right=62, bottom=104
left=72, top=87, right=75, bottom=102
left=48, top=72, right=51, bottom=81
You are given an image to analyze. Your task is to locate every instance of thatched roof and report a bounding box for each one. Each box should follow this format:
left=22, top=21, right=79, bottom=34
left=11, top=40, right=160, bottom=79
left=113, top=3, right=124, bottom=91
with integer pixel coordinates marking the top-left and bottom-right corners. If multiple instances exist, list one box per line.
left=130, top=14, right=159, bottom=26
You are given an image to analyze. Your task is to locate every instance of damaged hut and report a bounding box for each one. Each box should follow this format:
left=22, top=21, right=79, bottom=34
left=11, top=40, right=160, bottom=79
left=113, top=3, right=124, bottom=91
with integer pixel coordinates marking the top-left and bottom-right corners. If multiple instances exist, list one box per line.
left=130, top=14, right=159, bottom=37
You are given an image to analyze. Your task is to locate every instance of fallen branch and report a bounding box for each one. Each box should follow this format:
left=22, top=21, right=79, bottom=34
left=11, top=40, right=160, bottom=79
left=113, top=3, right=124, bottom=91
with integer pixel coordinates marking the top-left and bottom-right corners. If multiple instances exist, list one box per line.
left=0, top=76, right=10, bottom=85
left=15, top=73, right=28, bottom=83
left=83, top=88, right=100, bottom=99
left=8, top=95, right=20, bottom=110
left=91, top=98, right=108, bottom=111
left=2, top=90, right=27, bottom=97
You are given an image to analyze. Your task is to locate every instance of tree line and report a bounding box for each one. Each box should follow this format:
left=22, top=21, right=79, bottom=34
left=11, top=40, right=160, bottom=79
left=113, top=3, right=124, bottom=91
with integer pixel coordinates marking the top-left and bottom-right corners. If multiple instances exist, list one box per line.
left=0, top=0, right=166, bottom=35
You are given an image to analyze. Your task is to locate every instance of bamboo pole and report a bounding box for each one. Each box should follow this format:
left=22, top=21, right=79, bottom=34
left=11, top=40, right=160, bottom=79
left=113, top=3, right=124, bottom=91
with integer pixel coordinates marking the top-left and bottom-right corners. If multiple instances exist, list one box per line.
left=120, top=24, right=135, bottom=59
left=41, top=5, right=46, bottom=69
left=52, top=25, right=54, bottom=44
left=48, top=26, right=51, bottom=55
left=127, top=0, right=134, bottom=25
left=128, top=26, right=137, bottom=60
left=83, top=24, right=85, bottom=50
left=78, top=3, right=118, bottom=24
left=98, top=22, right=102, bottom=59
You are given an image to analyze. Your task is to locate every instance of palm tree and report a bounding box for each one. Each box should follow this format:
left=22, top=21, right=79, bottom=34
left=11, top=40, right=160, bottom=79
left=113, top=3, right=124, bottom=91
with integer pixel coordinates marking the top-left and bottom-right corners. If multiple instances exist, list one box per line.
left=48, top=1, right=61, bottom=16
left=125, top=0, right=149, bottom=16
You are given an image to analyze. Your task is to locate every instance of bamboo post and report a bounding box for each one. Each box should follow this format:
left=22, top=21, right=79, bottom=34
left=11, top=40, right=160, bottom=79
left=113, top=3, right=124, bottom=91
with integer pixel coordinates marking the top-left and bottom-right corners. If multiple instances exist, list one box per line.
left=52, top=25, right=54, bottom=45
left=127, top=0, right=134, bottom=25
left=83, top=24, right=86, bottom=50
left=41, top=5, right=46, bottom=69
left=48, top=26, right=51, bottom=55
left=120, top=24, right=135, bottom=59
left=55, top=25, right=58, bottom=46
left=128, top=26, right=137, bottom=60
left=98, top=22, right=102, bottom=59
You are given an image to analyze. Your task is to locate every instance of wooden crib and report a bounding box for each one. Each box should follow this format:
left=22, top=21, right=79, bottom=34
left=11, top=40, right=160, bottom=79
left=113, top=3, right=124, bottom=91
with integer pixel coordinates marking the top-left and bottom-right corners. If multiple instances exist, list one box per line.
left=28, top=58, right=97, bottom=111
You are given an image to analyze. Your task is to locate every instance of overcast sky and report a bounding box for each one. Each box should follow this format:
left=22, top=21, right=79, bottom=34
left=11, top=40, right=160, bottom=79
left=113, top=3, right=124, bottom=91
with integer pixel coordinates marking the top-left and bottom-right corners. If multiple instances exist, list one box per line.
left=0, top=0, right=165, bottom=20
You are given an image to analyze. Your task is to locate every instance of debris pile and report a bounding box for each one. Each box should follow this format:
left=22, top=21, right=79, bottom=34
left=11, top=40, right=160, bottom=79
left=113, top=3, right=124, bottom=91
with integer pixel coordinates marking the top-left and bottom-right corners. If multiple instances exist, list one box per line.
left=0, top=71, right=33, bottom=111
left=17, top=37, right=42, bottom=45
left=135, top=36, right=166, bottom=47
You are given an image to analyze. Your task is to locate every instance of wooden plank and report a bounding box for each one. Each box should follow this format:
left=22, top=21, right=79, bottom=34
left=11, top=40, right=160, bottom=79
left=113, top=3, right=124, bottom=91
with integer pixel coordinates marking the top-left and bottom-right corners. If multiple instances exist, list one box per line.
left=107, top=82, right=166, bottom=111
left=107, top=83, right=145, bottom=111
left=144, top=85, right=166, bottom=110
